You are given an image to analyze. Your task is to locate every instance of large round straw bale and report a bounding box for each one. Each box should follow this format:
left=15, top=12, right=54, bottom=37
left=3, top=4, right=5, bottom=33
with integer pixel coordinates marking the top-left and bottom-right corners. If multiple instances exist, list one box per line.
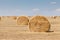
left=29, top=16, right=50, bottom=32
left=17, top=16, right=29, bottom=25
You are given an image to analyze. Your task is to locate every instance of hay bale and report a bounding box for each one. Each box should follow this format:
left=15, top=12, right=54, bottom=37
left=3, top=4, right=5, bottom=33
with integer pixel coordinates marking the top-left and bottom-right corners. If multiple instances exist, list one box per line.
left=53, top=16, right=57, bottom=19
left=0, top=16, right=1, bottom=21
left=10, top=16, right=17, bottom=20
left=29, top=16, right=50, bottom=32
left=17, top=16, right=29, bottom=25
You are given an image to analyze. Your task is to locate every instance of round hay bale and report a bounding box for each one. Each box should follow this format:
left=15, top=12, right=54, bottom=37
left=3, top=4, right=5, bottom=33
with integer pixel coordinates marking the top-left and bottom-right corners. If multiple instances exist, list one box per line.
left=29, top=16, right=50, bottom=32
left=0, top=16, right=1, bottom=21
left=17, top=16, right=29, bottom=25
left=53, top=16, right=57, bottom=19
left=10, top=16, right=17, bottom=20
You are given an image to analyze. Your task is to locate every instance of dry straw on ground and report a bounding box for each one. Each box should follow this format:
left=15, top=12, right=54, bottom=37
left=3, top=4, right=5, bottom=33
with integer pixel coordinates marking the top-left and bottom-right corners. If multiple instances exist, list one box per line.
left=29, top=16, right=50, bottom=32
left=17, top=16, right=29, bottom=25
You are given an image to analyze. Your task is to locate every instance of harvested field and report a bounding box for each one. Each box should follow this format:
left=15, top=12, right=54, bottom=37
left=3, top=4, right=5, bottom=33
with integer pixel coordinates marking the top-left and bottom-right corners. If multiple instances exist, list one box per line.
left=0, top=16, right=60, bottom=40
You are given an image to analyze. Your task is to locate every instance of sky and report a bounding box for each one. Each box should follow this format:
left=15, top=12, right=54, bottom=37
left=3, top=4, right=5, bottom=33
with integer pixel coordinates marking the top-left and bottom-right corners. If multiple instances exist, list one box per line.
left=0, top=0, right=60, bottom=16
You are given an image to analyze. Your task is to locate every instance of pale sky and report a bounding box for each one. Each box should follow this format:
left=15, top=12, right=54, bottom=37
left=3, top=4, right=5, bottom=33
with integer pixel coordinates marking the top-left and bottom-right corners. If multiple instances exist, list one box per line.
left=0, top=0, right=60, bottom=16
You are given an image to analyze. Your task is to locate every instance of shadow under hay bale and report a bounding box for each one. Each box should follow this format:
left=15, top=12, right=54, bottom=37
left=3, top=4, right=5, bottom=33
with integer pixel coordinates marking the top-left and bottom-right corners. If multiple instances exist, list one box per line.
left=17, top=16, right=29, bottom=25
left=29, top=16, right=51, bottom=32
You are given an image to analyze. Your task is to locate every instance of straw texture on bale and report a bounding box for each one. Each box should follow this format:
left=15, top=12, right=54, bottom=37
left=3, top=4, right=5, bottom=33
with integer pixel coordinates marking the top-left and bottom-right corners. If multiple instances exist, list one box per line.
left=17, top=16, right=29, bottom=25
left=29, top=16, right=50, bottom=32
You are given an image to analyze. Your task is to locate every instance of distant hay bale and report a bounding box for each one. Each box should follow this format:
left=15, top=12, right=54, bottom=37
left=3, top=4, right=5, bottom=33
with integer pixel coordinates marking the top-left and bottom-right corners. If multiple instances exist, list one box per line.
left=53, top=16, right=57, bottom=19
left=17, top=16, right=29, bottom=25
left=0, top=16, right=1, bottom=21
left=7, top=16, right=10, bottom=18
left=29, top=16, right=50, bottom=32
left=9, top=16, right=17, bottom=20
